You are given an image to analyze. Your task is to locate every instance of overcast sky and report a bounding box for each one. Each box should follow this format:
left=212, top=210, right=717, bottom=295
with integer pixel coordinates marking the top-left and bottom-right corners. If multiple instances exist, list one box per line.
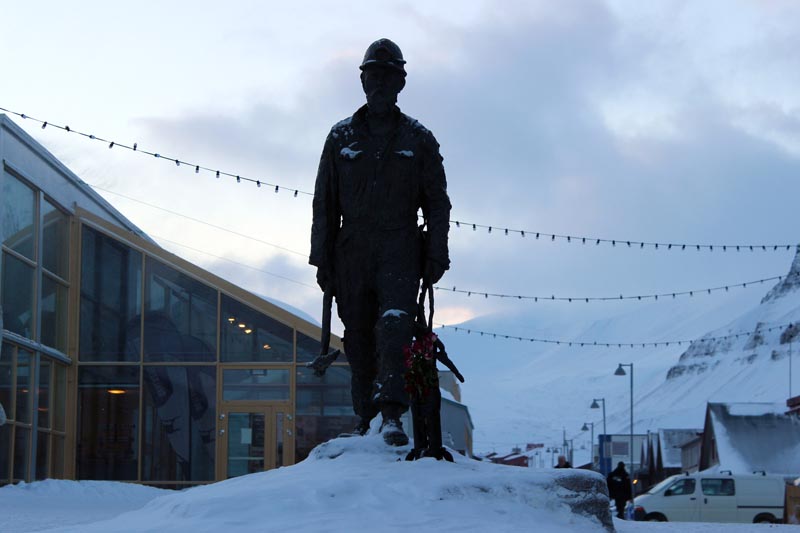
left=2, top=0, right=799, bottom=337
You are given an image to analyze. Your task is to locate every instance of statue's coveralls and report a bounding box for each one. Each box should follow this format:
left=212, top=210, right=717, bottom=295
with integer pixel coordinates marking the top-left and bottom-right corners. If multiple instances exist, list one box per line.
left=310, top=104, right=451, bottom=421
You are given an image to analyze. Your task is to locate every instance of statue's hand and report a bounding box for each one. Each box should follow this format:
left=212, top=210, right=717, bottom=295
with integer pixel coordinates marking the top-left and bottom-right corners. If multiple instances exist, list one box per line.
left=425, top=259, right=446, bottom=285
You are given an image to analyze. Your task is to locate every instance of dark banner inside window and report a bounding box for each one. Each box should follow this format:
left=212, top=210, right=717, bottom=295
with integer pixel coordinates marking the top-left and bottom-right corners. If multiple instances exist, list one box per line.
left=295, top=366, right=358, bottom=462
left=142, top=366, right=216, bottom=481
left=77, top=366, right=139, bottom=480
left=144, top=258, right=216, bottom=362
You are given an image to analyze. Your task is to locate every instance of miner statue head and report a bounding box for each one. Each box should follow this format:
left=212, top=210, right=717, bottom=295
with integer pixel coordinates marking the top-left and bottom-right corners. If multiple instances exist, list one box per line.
left=359, top=38, right=407, bottom=117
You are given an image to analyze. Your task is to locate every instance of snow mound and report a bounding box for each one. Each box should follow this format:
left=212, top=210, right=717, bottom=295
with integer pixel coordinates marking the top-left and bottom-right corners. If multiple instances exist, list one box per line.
left=33, top=436, right=612, bottom=533
left=0, top=480, right=167, bottom=532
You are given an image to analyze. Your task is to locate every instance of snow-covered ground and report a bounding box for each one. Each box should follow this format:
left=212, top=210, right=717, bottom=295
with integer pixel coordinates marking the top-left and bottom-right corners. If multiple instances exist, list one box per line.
left=0, top=435, right=793, bottom=533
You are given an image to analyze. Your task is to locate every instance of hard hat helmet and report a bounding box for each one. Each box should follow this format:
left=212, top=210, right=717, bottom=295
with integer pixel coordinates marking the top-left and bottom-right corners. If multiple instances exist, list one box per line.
left=359, top=38, right=406, bottom=75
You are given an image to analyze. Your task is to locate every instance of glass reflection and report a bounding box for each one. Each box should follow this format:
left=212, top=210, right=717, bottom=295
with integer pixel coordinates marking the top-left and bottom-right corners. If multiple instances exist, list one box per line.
left=80, top=227, right=142, bottom=362
left=221, top=295, right=293, bottom=362
left=295, top=366, right=358, bottom=462
left=41, top=276, right=68, bottom=352
left=38, top=359, right=50, bottom=428
left=223, top=369, right=289, bottom=401
left=142, top=366, right=216, bottom=481
left=296, top=331, right=323, bottom=364
left=227, top=412, right=264, bottom=478
left=51, top=435, right=65, bottom=479
left=1, top=171, right=35, bottom=259
left=2, top=252, right=35, bottom=339
left=53, top=364, right=66, bottom=432
left=36, top=431, right=49, bottom=480
left=0, top=343, right=12, bottom=421
left=144, top=258, right=216, bottom=362
left=77, top=366, right=139, bottom=480
left=41, top=199, right=69, bottom=279
left=13, top=427, right=30, bottom=482
left=16, top=349, right=32, bottom=424
left=0, top=424, right=10, bottom=483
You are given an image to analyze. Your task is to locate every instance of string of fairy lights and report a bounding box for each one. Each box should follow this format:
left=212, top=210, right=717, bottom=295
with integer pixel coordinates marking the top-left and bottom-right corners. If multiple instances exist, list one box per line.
left=436, top=275, right=785, bottom=302
left=3, top=105, right=798, bottom=253
left=434, top=321, right=798, bottom=348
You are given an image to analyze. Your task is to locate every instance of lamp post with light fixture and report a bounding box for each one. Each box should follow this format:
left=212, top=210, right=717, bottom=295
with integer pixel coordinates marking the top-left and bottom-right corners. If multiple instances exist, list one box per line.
left=615, top=363, right=634, bottom=488
left=581, top=422, right=595, bottom=468
left=590, top=397, right=607, bottom=472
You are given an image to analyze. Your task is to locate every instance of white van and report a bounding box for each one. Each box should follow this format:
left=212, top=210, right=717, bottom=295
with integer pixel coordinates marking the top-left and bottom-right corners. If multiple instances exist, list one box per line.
left=633, top=472, right=785, bottom=523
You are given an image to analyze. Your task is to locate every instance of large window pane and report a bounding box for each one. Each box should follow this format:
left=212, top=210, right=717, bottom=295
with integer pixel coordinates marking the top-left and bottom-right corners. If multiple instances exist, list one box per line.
left=223, top=369, right=289, bottom=401
left=296, top=331, right=323, bottom=364
left=35, top=431, right=49, bottom=480
left=295, top=366, right=358, bottom=462
left=80, top=226, right=142, bottom=362
left=2, top=252, right=35, bottom=339
left=144, top=258, right=216, bottom=362
left=77, top=366, right=139, bottom=480
left=0, top=343, right=12, bottom=421
left=13, top=426, right=30, bottom=482
left=221, top=295, right=293, bottom=362
left=41, top=276, right=68, bottom=352
left=142, top=366, right=216, bottom=481
left=0, top=424, right=10, bottom=483
left=51, top=435, right=65, bottom=479
left=1, top=171, right=36, bottom=259
left=53, top=364, right=66, bottom=432
left=41, top=199, right=69, bottom=279
left=16, top=349, right=32, bottom=424
left=38, top=359, right=51, bottom=429
left=227, top=412, right=264, bottom=478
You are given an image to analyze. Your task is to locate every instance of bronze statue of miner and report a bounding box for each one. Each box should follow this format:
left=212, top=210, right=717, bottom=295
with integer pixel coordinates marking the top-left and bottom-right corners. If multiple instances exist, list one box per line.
left=310, top=38, right=451, bottom=446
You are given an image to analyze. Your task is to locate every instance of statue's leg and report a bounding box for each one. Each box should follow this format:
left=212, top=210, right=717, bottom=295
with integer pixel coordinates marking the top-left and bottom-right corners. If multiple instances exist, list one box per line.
left=342, top=327, right=379, bottom=430
left=373, top=232, right=421, bottom=445
left=335, top=245, right=379, bottom=433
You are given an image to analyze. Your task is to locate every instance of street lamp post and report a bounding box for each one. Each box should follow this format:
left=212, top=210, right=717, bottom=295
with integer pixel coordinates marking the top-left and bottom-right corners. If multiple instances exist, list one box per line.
left=590, top=397, right=607, bottom=471
left=581, top=422, right=595, bottom=468
left=615, top=363, right=634, bottom=490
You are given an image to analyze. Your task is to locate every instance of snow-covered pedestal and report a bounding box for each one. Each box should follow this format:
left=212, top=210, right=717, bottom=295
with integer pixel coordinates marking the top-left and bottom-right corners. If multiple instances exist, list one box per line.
left=1, top=436, right=614, bottom=532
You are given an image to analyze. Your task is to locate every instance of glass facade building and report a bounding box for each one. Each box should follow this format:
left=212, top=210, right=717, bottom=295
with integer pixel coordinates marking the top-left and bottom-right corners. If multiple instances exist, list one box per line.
left=0, top=115, right=359, bottom=487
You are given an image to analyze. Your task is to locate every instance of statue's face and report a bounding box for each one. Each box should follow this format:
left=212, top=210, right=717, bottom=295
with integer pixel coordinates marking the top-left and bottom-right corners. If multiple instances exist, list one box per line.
left=361, top=66, right=405, bottom=115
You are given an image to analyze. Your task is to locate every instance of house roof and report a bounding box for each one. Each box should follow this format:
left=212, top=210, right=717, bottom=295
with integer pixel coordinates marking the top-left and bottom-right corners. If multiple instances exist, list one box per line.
left=657, top=429, right=701, bottom=468
left=707, top=402, right=800, bottom=476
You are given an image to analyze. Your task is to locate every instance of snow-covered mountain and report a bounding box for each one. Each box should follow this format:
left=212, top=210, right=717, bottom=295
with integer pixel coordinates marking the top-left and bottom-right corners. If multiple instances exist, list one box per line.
left=440, top=248, right=800, bottom=458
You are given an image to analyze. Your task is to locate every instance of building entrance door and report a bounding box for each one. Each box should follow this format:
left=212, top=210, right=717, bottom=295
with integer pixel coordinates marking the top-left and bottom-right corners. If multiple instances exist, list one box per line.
left=217, top=403, right=294, bottom=480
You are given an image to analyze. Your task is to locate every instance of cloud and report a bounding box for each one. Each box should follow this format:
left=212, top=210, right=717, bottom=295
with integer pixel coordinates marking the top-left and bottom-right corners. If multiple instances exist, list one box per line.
left=122, top=0, right=800, bottom=327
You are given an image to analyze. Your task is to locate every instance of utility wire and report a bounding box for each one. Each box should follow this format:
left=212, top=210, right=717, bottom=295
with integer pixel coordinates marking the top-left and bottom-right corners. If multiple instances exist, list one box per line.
left=4, top=105, right=797, bottom=253
left=151, top=234, right=317, bottom=289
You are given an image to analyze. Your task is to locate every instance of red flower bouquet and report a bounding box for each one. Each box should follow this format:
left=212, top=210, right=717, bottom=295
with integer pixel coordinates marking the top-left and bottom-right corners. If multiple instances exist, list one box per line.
left=403, top=332, right=439, bottom=400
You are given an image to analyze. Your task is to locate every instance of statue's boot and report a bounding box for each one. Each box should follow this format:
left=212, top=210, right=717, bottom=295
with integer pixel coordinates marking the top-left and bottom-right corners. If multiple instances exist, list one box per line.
left=380, top=418, right=409, bottom=446
left=380, top=405, right=409, bottom=446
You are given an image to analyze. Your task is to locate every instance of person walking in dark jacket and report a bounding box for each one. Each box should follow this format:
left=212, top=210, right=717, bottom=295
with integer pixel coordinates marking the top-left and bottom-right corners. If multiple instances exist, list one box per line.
left=607, top=462, right=633, bottom=519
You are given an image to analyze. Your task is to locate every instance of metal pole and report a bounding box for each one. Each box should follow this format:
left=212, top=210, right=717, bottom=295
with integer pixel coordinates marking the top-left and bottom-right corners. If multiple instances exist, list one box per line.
left=590, top=423, right=595, bottom=467
left=630, top=364, right=634, bottom=492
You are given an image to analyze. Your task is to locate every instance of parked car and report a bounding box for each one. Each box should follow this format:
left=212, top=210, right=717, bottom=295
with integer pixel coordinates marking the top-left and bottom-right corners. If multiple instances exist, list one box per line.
left=633, top=471, right=785, bottom=524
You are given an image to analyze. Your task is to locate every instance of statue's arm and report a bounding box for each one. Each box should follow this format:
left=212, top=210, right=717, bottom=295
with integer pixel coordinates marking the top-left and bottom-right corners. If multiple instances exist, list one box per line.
left=420, top=132, right=452, bottom=272
left=310, top=133, right=337, bottom=271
